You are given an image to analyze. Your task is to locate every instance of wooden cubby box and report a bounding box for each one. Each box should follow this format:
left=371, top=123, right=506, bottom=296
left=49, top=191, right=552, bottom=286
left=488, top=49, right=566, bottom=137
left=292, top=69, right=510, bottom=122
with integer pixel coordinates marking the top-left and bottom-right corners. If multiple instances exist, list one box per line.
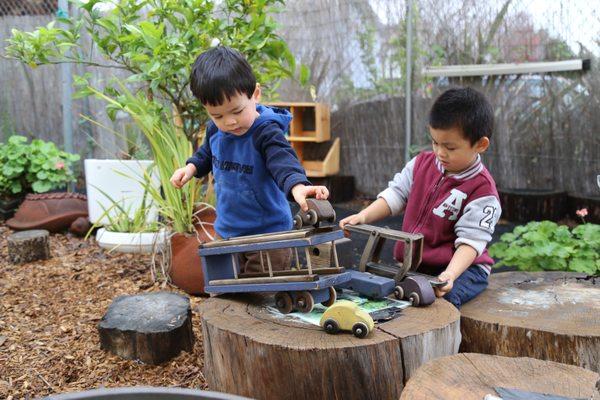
left=267, top=102, right=330, bottom=142
left=299, top=138, right=340, bottom=178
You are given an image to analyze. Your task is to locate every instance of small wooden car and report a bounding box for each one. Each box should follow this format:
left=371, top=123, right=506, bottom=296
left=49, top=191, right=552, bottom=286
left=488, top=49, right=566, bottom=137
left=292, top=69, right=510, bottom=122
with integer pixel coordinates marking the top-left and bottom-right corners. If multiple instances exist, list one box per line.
left=319, top=300, right=374, bottom=338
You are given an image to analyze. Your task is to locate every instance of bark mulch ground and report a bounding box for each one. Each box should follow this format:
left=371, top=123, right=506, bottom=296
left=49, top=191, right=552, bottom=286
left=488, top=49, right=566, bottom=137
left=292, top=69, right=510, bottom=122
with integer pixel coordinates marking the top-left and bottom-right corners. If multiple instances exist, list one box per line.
left=0, top=224, right=208, bottom=399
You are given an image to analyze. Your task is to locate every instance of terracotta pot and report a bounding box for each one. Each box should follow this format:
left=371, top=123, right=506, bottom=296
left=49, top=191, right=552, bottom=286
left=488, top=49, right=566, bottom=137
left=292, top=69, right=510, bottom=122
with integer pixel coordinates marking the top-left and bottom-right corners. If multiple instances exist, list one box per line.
left=169, top=207, right=216, bottom=295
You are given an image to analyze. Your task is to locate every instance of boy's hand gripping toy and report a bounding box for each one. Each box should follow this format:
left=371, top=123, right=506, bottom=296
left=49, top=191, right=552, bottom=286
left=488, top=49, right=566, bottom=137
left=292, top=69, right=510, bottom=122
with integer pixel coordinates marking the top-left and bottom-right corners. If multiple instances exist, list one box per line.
left=293, top=199, right=336, bottom=229
left=342, top=224, right=448, bottom=306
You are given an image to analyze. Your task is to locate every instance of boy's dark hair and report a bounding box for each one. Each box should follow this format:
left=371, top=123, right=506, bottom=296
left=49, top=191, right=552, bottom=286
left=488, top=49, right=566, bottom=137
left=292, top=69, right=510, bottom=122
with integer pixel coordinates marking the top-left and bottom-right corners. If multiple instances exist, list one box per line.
left=189, top=46, right=256, bottom=106
left=429, top=87, right=494, bottom=144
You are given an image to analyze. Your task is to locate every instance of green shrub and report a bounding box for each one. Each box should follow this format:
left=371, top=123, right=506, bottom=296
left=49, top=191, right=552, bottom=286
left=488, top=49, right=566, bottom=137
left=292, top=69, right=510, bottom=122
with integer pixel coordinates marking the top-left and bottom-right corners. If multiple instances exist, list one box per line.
left=489, top=221, right=600, bottom=275
left=0, top=135, right=80, bottom=198
left=0, top=136, right=29, bottom=197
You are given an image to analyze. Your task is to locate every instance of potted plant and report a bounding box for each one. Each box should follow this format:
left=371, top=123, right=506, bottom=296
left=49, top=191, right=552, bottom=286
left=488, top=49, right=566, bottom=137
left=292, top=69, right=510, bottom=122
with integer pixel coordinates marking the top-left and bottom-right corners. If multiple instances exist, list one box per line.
left=87, top=185, right=167, bottom=254
left=84, top=158, right=159, bottom=225
left=86, top=83, right=216, bottom=294
left=0, top=135, right=80, bottom=219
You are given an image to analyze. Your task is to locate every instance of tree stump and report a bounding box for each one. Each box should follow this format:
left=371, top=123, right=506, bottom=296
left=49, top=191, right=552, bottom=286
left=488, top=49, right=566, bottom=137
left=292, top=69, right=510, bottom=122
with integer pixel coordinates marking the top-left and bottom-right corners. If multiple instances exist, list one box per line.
left=199, top=294, right=460, bottom=400
left=7, top=229, right=50, bottom=264
left=498, top=189, right=567, bottom=222
left=461, top=271, right=600, bottom=373
left=98, top=292, right=194, bottom=365
left=400, top=353, right=600, bottom=400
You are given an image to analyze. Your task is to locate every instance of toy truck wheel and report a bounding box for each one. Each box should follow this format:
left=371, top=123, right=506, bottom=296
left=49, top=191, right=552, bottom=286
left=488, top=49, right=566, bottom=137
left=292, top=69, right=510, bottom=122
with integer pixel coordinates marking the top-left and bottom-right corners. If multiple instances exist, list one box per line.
left=393, top=285, right=404, bottom=300
left=322, top=318, right=339, bottom=334
left=321, top=287, right=337, bottom=307
left=408, top=292, right=420, bottom=306
left=295, top=291, right=314, bottom=313
left=293, top=214, right=303, bottom=229
left=352, top=322, right=369, bottom=338
left=275, top=292, right=294, bottom=314
left=306, top=209, right=319, bottom=226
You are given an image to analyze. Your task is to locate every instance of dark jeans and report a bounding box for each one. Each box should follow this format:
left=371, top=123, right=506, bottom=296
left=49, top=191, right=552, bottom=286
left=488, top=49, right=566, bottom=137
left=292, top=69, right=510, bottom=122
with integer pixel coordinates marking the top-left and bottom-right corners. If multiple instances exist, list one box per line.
left=415, top=264, right=489, bottom=309
left=443, top=265, right=489, bottom=309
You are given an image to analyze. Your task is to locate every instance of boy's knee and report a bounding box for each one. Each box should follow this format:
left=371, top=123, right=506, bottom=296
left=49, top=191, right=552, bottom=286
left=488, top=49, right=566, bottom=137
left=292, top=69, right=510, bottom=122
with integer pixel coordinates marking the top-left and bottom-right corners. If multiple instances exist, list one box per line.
left=444, top=290, right=463, bottom=309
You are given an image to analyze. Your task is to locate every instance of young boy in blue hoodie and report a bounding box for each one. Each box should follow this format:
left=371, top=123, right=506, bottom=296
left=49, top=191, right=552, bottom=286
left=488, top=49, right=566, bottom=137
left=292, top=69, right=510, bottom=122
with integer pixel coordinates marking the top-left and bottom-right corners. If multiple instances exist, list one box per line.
left=170, top=46, right=329, bottom=272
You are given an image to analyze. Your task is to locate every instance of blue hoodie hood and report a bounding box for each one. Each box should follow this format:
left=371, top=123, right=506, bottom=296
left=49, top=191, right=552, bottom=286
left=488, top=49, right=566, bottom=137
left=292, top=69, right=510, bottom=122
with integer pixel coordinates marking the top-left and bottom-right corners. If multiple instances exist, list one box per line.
left=246, top=104, right=292, bottom=135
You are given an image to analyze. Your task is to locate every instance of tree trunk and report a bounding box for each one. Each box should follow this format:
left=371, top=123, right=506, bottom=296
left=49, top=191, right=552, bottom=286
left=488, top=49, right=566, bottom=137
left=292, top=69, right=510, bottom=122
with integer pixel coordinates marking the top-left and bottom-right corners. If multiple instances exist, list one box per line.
left=400, top=353, right=600, bottom=400
left=7, top=229, right=50, bottom=264
left=460, top=271, right=600, bottom=373
left=98, top=292, right=194, bottom=365
left=199, top=293, right=460, bottom=400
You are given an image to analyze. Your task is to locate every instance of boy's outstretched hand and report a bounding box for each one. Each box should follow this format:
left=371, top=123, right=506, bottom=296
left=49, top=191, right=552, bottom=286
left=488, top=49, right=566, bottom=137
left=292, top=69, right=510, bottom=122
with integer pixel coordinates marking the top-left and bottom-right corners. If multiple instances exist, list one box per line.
left=338, top=212, right=366, bottom=229
left=170, top=164, right=197, bottom=189
left=291, top=184, right=329, bottom=211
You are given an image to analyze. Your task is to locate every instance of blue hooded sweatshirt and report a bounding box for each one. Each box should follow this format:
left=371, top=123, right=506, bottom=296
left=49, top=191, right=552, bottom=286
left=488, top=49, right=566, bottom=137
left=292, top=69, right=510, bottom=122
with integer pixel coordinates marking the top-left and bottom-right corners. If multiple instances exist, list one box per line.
left=186, top=104, right=310, bottom=238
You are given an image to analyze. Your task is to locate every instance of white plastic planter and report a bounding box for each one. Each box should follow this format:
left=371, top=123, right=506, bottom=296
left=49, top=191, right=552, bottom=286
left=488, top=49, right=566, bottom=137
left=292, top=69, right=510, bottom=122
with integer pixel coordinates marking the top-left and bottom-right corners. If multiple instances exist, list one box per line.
left=84, top=159, right=160, bottom=225
left=96, top=228, right=168, bottom=254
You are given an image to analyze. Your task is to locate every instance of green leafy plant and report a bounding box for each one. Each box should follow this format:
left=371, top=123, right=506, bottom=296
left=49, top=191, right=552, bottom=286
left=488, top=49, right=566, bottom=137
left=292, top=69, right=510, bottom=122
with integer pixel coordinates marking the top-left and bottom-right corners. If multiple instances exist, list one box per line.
left=0, top=135, right=80, bottom=198
left=87, top=185, right=159, bottom=235
left=26, top=138, right=81, bottom=193
left=489, top=221, right=600, bottom=275
left=5, top=0, right=309, bottom=143
left=0, top=136, right=29, bottom=198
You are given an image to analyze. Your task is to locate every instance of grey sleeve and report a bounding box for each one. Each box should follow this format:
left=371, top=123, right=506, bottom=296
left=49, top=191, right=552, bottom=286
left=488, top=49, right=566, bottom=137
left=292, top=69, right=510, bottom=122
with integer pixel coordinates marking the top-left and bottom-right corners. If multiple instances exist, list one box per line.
left=454, top=196, right=502, bottom=256
left=376, top=157, right=416, bottom=216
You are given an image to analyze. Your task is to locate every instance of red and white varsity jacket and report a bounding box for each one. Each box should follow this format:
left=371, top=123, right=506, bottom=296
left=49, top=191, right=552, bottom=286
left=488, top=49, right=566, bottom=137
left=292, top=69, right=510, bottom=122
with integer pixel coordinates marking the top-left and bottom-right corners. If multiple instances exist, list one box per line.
left=378, top=151, right=501, bottom=275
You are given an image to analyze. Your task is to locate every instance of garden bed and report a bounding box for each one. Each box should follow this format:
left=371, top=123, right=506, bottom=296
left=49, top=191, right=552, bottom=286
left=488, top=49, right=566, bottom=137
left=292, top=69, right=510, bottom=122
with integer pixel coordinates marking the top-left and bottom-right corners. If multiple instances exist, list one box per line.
left=0, top=224, right=208, bottom=399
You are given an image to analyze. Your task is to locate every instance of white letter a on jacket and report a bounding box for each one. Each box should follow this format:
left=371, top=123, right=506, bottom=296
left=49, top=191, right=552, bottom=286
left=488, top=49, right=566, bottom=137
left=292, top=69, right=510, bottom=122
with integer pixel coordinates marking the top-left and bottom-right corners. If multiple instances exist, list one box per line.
left=433, top=189, right=467, bottom=220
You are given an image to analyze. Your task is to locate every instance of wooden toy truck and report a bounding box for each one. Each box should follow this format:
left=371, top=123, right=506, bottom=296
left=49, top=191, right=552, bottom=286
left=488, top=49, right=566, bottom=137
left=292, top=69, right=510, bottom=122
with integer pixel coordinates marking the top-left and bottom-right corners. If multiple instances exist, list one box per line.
left=198, top=226, right=350, bottom=313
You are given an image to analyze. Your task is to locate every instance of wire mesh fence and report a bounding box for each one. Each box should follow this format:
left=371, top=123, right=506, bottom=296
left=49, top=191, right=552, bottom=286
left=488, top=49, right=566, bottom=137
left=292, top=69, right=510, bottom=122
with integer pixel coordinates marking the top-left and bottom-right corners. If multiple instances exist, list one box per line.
left=0, top=0, right=57, bottom=16
left=276, top=0, right=600, bottom=197
left=0, top=0, right=599, bottom=197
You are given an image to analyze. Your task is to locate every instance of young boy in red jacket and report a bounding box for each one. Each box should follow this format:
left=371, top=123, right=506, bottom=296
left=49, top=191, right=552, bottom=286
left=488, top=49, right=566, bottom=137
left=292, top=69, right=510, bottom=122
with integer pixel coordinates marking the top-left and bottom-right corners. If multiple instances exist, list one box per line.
left=340, top=87, right=501, bottom=308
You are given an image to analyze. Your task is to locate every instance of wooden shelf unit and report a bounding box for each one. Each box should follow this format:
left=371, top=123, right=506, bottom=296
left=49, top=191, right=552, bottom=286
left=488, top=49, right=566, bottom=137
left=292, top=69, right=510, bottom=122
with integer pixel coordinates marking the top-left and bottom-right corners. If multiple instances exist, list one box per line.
left=267, top=102, right=339, bottom=178
left=268, top=102, right=330, bottom=142
left=302, top=138, right=340, bottom=177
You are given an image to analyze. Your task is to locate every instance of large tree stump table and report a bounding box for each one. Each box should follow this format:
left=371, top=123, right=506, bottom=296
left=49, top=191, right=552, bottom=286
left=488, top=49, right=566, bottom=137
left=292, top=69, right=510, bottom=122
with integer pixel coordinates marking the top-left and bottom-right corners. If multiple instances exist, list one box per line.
left=460, top=271, right=600, bottom=373
left=400, top=353, right=600, bottom=400
left=198, top=293, right=460, bottom=400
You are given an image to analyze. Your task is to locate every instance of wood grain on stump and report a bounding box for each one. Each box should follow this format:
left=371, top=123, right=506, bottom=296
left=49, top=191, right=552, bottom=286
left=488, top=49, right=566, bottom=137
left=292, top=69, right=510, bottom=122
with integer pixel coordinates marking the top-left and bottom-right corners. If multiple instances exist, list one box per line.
left=7, top=229, right=50, bottom=264
left=199, top=294, right=460, bottom=400
left=460, top=271, right=600, bottom=373
left=98, top=292, right=194, bottom=365
left=401, top=353, right=600, bottom=400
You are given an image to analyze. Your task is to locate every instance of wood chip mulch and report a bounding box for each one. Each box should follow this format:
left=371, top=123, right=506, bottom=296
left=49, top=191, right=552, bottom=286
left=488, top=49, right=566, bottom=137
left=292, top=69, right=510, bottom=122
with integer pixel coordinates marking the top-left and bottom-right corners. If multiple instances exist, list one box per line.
left=0, top=224, right=208, bottom=399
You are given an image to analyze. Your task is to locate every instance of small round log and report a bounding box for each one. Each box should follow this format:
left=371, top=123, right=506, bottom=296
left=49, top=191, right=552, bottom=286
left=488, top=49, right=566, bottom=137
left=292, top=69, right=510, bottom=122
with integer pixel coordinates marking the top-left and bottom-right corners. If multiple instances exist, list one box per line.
left=7, top=229, right=50, bottom=264
left=460, top=271, right=600, bottom=373
left=400, top=353, right=600, bottom=400
left=98, top=292, right=194, bottom=365
left=199, top=294, right=460, bottom=400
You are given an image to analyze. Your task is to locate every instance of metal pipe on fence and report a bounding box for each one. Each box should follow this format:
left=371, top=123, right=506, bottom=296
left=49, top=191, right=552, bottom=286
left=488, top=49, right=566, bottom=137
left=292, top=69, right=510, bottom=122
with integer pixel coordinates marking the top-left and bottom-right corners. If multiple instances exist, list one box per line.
left=58, top=0, right=73, bottom=157
left=404, top=0, right=413, bottom=165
